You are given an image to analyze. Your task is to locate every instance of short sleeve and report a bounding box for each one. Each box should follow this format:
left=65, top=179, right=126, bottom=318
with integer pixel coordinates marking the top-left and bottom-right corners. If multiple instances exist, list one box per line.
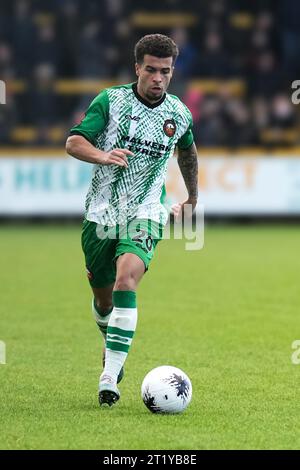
left=177, top=127, right=194, bottom=150
left=69, top=90, right=109, bottom=144
left=177, top=108, right=194, bottom=150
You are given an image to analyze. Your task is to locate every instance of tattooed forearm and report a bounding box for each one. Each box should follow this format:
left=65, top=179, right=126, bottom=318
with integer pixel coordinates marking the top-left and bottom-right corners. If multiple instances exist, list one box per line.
left=177, top=142, right=199, bottom=200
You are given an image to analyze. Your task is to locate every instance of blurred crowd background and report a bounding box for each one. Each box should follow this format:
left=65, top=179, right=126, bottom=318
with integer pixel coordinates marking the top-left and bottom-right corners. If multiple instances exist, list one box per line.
left=0, top=0, right=300, bottom=149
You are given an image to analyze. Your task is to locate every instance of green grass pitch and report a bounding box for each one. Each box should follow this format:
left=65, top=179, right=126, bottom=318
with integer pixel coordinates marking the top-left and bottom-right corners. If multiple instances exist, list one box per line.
left=1, top=223, right=300, bottom=450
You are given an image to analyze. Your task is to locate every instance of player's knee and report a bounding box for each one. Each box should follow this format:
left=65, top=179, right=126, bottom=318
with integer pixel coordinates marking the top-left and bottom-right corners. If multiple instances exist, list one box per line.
left=114, top=273, right=137, bottom=291
left=94, top=298, right=113, bottom=313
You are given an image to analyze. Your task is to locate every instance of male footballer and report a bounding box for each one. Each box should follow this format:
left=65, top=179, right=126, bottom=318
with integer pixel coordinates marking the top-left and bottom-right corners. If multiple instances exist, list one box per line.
left=66, top=34, right=198, bottom=407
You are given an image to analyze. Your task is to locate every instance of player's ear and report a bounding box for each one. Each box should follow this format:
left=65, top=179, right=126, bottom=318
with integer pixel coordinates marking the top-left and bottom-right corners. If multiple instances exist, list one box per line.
left=135, top=63, right=140, bottom=77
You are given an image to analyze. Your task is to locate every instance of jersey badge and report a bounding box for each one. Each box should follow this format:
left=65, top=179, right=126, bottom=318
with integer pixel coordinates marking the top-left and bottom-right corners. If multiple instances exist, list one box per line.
left=163, top=119, right=176, bottom=137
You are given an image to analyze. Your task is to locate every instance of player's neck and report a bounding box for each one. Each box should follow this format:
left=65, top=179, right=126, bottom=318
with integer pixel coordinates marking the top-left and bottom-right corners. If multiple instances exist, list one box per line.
left=138, top=89, right=159, bottom=105
left=133, top=82, right=166, bottom=109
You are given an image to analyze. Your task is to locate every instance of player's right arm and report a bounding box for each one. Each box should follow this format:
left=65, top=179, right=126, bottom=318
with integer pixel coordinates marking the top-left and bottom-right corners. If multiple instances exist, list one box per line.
left=66, top=89, right=132, bottom=168
left=66, top=136, right=132, bottom=168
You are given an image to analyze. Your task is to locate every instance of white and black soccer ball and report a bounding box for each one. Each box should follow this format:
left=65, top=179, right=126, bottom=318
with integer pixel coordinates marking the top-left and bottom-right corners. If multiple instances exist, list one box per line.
left=141, top=365, right=192, bottom=414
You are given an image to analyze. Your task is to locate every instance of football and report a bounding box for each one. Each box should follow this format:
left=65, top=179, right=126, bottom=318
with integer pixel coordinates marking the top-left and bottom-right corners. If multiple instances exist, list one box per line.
left=141, top=365, right=192, bottom=414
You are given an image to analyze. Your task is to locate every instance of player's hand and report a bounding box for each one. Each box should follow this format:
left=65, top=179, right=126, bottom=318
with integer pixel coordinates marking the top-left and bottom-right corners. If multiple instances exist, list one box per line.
left=98, top=148, right=134, bottom=168
left=171, top=197, right=197, bottom=221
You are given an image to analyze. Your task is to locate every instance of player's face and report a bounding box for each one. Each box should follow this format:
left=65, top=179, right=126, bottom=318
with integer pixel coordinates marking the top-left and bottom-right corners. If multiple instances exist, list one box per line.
left=135, top=55, right=174, bottom=103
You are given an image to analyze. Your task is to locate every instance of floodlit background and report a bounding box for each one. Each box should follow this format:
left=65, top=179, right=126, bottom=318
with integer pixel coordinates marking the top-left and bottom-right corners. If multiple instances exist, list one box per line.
left=1, top=0, right=300, bottom=450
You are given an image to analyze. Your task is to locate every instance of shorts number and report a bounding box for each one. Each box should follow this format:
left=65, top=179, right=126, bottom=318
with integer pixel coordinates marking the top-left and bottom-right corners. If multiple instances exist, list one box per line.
left=132, top=229, right=153, bottom=252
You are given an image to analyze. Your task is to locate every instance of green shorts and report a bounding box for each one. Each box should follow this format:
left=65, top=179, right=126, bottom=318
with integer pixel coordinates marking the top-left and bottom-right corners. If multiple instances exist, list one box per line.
left=81, top=218, right=163, bottom=288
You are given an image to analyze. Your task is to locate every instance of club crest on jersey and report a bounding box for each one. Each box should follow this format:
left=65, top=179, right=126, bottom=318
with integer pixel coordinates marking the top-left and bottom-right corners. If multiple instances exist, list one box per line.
left=163, top=119, right=176, bottom=137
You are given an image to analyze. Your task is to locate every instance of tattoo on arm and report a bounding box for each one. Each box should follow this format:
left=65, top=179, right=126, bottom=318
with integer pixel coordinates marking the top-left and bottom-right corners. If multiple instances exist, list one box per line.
left=177, top=143, right=199, bottom=200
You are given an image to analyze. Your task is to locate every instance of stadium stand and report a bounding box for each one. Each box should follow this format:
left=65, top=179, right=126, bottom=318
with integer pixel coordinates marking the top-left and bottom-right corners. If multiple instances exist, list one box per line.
left=0, top=0, right=299, bottom=149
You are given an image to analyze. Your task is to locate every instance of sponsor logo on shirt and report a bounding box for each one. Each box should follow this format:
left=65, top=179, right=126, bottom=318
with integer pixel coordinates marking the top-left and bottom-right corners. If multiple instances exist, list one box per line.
left=125, top=114, right=141, bottom=122
left=122, top=135, right=171, bottom=158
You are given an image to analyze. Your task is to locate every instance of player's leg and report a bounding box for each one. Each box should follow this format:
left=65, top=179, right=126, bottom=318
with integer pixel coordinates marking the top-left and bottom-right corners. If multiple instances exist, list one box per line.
left=98, top=219, right=164, bottom=406
left=92, top=285, right=114, bottom=340
left=81, top=219, right=126, bottom=393
left=99, top=253, right=145, bottom=405
left=92, top=284, right=125, bottom=385
left=82, top=218, right=116, bottom=321
left=99, top=219, right=163, bottom=405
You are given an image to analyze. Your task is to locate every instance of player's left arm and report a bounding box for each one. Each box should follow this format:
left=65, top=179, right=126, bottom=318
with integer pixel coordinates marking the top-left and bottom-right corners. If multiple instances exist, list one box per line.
left=175, top=142, right=198, bottom=216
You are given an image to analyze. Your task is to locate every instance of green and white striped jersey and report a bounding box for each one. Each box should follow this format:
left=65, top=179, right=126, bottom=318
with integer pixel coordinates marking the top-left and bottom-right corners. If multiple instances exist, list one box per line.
left=70, top=82, right=194, bottom=226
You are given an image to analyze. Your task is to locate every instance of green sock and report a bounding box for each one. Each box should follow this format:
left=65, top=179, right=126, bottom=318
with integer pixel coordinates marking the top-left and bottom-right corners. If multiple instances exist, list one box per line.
left=92, top=298, right=113, bottom=341
left=101, top=291, right=137, bottom=384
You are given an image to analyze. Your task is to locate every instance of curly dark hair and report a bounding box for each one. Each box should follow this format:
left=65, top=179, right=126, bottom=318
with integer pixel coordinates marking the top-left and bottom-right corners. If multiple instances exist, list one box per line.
left=134, top=34, right=179, bottom=65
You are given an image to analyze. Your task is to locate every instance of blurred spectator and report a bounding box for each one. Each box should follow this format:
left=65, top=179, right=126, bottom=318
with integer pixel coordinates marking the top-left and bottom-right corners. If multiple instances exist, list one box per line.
left=76, top=20, right=110, bottom=78
left=279, top=0, right=300, bottom=78
left=221, top=98, right=258, bottom=147
left=252, top=97, right=270, bottom=133
left=170, top=28, right=197, bottom=79
left=12, top=0, right=35, bottom=77
left=262, top=93, right=298, bottom=147
left=270, top=94, right=296, bottom=129
left=56, top=0, right=80, bottom=77
left=0, top=93, right=17, bottom=144
left=26, top=63, right=59, bottom=144
left=196, top=95, right=225, bottom=146
left=32, top=20, right=61, bottom=73
left=251, top=10, right=275, bottom=53
left=0, top=42, right=14, bottom=79
left=195, top=31, right=235, bottom=78
left=0, top=0, right=12, bottom=42
left=111, top=19, right=135, bottom=80
left=248, top=51, right=282, bottom=98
